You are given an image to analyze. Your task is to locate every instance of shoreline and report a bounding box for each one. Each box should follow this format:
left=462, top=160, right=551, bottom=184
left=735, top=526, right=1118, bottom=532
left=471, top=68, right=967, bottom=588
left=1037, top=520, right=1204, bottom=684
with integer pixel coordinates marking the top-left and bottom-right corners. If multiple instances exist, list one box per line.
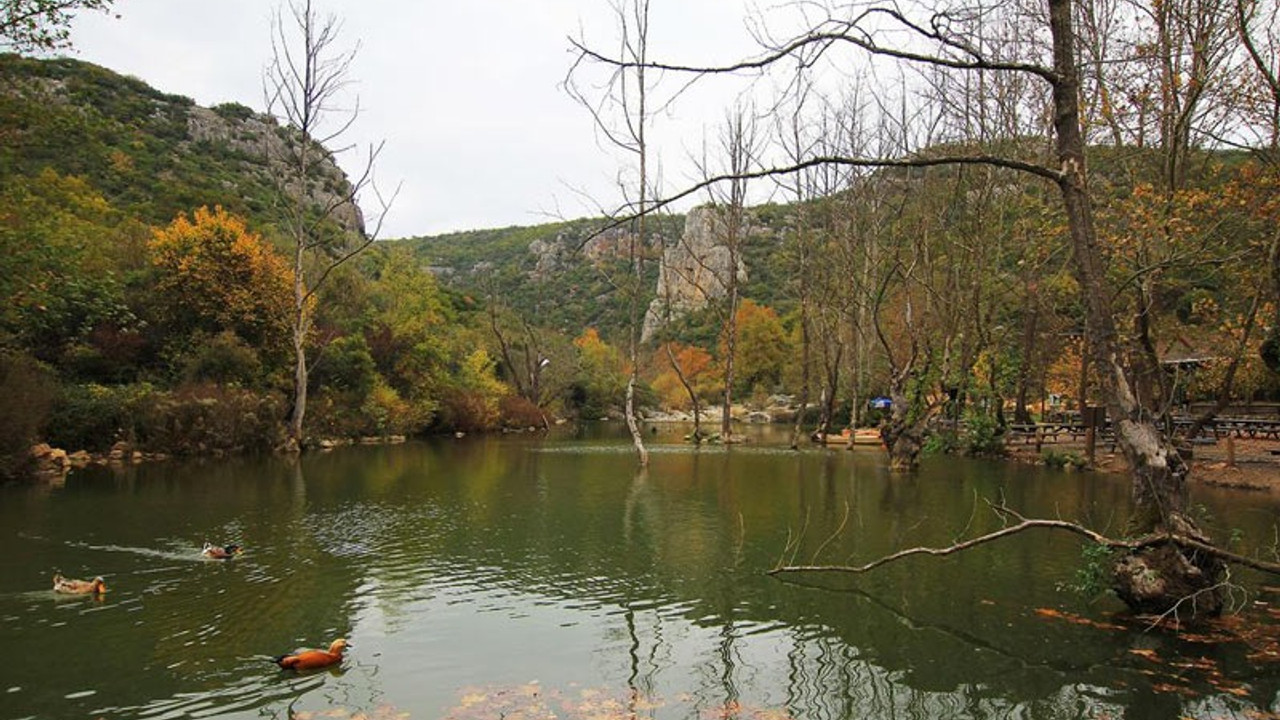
left=1004, top=435, right=1280, bottom=492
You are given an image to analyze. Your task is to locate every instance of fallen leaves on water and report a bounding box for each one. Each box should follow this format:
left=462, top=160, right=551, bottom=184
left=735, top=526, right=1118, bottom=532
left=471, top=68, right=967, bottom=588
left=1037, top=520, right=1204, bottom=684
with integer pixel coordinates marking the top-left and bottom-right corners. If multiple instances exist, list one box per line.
left=440, top=683, right=793, bottom=720
left=1033, top=604, right=1280, bottom=705
left=1176, top=612, right=1280, bottom=665
left=1033, top=607, right=1125, bottom=631
left=1128, top=648, right=1160, bottom=662
left=291, top=705, right=409, bottom=720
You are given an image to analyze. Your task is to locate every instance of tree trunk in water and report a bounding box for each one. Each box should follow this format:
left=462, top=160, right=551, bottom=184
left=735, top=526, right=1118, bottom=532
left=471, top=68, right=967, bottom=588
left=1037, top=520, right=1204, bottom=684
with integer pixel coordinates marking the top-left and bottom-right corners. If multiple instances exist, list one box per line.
left=721, top=304, right=738, bottom=442
left=625, top=374, right=648, bottom=465
left=790, top=310, right=811, bottom=450
left=880, top=385, right=924, bottom=472
left=1048, top=0, right=1223, bottom=616
left=666, top=344, right=704, bottom=442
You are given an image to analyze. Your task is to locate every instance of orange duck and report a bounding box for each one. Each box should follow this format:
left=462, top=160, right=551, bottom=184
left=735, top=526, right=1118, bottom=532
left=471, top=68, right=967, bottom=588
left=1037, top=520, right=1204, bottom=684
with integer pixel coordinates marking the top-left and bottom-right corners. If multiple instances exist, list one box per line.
left=272, top=638, right=351, bottom=670
left=53, top=573, right=107, bottom=595
left=201, top=542, right=243, bottom=559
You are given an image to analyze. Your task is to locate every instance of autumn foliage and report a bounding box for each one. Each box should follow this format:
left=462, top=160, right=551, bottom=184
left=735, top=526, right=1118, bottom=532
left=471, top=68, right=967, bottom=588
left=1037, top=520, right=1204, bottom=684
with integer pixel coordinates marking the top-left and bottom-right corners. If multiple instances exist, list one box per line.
left=148, top=206, right=293, bottom=356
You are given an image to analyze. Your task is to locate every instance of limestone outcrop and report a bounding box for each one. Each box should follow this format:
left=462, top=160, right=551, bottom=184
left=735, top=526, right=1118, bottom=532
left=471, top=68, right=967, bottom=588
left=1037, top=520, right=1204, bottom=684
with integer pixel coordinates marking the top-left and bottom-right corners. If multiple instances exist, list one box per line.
left=187, top=106, right=365, bottom=237
left=642, top=207, right=748, bottom=341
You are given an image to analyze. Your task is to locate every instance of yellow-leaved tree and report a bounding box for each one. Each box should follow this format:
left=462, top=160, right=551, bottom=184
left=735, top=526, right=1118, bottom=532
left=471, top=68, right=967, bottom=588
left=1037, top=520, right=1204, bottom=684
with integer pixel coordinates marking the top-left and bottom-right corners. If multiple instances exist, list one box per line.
left=149, top=206, right=293, bottom=363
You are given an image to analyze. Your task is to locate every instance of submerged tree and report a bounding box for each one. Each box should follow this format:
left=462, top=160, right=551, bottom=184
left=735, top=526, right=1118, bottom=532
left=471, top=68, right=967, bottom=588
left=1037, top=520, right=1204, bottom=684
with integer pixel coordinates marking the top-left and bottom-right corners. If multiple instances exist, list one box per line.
left=566, top=0, right=657, bottom=465
left=702, top=105, right=761, bottom=444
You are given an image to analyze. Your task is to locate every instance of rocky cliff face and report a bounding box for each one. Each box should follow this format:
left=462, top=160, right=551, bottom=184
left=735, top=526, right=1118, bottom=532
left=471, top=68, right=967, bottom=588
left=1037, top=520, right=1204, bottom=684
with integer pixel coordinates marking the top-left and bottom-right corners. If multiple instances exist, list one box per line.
left=1, top=55, right=364, bottom=238
left=527, top=225, right=659, bottom=280
left=642, top=206, right=748, bottom=341
left=186, top=106, right=364, bottom=236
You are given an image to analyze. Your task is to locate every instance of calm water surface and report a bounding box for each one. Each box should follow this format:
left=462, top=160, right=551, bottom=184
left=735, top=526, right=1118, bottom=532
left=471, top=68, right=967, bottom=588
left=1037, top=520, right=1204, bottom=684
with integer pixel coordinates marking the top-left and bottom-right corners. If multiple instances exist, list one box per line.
left=2, top=424, right=1277, bottom=720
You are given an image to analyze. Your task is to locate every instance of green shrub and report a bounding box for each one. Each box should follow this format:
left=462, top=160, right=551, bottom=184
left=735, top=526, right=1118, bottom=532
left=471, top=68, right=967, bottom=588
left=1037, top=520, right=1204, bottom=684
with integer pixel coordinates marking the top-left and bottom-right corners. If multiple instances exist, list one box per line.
left=141, top=384, right=285, bottom=455
left=963, top=411, right=1007, bottom=457
left=177, top=331, right=264, bottom=386
left=361, top=381, right=434, bottom=436
left=45, top=382, right=284, bottom=455
left=922, top=429, right=960, bottom=456
left=313, top=335, right=377, bottom=396
left=212, top=102, right=255, bottom=122
left=1058, top=543, right=1117, bottom=599
left=1042, top=449, right=1088, bottom=470
left=46, top=382, right=159, bottom=452
left=307, top=380, right=435, bottom=439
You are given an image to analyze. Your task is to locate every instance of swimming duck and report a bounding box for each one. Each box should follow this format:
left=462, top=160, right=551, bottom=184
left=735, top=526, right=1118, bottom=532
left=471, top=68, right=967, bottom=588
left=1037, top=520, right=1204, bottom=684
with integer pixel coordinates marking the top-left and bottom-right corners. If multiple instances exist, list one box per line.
left=271, top=638, right=351, bottom=670
left=52, top=573, right=107, bottom=595
left=201, top=542, right=243, bottom=559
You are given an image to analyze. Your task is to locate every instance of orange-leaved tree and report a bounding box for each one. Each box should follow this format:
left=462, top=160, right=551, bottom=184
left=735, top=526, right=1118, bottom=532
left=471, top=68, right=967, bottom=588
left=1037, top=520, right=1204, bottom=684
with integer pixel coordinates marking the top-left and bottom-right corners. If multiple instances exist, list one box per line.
left=149, top=206, right=293, bottom=362
left=650, top=342, right=715, bottom=411
left=721, top=300, right=790, bottom=399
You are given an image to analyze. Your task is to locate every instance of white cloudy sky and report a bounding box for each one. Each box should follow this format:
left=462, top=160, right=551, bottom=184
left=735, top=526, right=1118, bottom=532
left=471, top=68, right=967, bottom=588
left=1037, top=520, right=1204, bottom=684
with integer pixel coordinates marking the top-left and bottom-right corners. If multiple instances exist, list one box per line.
left=67, top=0, right=796, bottom=238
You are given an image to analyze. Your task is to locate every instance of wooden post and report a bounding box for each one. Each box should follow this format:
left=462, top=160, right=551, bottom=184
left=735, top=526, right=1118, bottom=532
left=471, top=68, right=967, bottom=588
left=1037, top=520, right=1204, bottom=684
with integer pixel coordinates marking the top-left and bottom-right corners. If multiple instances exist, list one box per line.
left=1225, top=434, right=1236, bottom=468
left=1083, top=405, right=1103, bottom=467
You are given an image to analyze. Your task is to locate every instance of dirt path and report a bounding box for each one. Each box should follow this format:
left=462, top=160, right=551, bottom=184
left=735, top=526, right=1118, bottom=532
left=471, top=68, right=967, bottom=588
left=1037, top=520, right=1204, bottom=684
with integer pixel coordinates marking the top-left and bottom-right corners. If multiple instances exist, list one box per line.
left=1005, top=435, right=1280, bottom=492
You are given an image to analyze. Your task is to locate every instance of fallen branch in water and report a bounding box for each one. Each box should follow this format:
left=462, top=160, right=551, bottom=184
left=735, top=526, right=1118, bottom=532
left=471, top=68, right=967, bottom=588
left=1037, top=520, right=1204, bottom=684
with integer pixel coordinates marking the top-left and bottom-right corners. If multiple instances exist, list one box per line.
left=767, top=505, right=1280, bottom=577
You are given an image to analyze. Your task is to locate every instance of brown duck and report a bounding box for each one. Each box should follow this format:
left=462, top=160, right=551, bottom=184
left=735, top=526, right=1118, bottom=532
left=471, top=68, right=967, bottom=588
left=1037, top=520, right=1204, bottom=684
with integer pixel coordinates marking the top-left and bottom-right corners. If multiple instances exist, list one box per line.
left=272, top=638, right=351, bottom=671
left=201, top=542, right=243, bottom=559
left=53, top=573, right=107, bottom=595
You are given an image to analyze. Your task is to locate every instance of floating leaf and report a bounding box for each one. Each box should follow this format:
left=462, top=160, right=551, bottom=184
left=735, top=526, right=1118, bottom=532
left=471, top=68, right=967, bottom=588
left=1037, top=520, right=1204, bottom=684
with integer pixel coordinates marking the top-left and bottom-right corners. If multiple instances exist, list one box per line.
left=1129, top=648, right=1161, bottom=662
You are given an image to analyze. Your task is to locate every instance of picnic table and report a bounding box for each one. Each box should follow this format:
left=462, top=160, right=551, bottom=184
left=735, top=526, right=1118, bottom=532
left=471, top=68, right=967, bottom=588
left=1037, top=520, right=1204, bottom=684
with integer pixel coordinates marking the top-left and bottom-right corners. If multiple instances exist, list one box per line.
left=1209, top=417, right=1280, bottom=440
left=1008, top=422, right=1092, bottom=444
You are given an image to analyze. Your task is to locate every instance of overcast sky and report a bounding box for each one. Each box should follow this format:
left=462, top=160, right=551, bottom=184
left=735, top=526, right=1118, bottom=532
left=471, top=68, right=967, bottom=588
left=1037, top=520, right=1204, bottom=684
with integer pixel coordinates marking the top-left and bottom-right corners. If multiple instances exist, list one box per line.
left=67, top=0, right=783, bottom=238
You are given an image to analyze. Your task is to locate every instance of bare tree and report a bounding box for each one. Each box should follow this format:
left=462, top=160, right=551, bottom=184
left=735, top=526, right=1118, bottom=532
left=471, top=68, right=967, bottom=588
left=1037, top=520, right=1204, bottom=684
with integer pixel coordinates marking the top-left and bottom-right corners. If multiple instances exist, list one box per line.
left=566, top=0, right=657, bottom=466
left=700, top=104, right=762, bottom=443
left=265, top=0, right=393, bottom=452
left=774, top=78, right=828, bottom=449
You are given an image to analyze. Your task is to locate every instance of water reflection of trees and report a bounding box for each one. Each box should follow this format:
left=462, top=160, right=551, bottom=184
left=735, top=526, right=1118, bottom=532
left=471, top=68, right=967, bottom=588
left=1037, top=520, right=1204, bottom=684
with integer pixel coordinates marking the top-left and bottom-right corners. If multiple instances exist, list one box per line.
left=28, top=438, right=1275, bottom=719
left=378, top=439, right=1279, bottom=718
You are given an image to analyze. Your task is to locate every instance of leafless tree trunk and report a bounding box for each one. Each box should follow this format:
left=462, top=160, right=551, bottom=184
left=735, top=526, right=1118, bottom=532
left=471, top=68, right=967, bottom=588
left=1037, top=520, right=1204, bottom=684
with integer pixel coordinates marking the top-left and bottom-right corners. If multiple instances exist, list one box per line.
left=567, top=0, right=656, bottom=465
left=265, top=0, right=392, bottom=453
left=700, top=105, right=760, bottom=443
left=664, top=343, right=705, bottom=441
left=776, top=81, right=823, bottom=450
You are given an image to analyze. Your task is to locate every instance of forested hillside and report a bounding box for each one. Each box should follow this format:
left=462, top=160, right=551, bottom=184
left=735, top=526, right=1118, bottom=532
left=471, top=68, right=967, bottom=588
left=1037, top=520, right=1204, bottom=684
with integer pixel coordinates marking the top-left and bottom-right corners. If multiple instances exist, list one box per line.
left=1, top=56, right=555, bottom=476
left=0, top=54, right=362, bottom=235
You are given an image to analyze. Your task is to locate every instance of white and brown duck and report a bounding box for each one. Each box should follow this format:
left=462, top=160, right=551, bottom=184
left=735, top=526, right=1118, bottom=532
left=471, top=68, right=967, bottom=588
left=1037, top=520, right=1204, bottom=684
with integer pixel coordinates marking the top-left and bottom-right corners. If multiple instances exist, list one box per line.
left=52, top=573, right=107, bottom=595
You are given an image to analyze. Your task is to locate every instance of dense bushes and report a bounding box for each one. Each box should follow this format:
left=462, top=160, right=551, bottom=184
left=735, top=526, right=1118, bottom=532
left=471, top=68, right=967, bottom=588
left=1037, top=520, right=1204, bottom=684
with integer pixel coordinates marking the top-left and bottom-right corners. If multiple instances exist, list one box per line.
left=43, top=382, right=285, bottom=456
left=499, top=395, right=547, bottom=429
left=45, top=382, right=157, bottom=453
left=142, top=384, right=286, bottom=455
left=0, top=352, right=56, bottom=479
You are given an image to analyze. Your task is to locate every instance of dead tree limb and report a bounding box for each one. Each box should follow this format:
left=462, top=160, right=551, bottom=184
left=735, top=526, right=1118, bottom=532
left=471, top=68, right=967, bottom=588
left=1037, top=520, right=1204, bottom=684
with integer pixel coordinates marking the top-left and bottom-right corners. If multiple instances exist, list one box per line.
left=769, top=512, right=1280, bottom=577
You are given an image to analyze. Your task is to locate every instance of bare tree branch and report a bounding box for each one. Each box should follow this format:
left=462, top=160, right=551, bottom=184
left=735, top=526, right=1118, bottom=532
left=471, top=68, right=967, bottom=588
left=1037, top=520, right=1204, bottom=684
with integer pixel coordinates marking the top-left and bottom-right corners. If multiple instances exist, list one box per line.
left=769, top=505, right=1280, bottom=577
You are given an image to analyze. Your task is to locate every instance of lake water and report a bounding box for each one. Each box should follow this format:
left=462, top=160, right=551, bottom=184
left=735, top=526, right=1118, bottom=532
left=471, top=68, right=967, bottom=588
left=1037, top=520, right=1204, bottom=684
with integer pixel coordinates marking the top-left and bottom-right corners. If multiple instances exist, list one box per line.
left=2, top=424, right=1277, bottom=720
